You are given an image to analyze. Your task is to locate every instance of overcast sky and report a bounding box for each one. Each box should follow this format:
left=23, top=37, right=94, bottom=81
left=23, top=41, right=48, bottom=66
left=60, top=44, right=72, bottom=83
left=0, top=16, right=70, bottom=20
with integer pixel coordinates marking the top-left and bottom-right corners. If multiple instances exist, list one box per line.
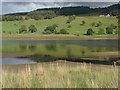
left=1, top=1, right=119, bottom=14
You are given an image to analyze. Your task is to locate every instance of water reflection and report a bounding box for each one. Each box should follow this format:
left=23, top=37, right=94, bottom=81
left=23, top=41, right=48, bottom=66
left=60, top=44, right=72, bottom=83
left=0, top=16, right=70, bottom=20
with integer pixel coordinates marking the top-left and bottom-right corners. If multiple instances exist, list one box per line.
left=2, top=40, right=119, bottom=65
left=45, top=44, right=57, bottom=52
left=29, top=45, right=37, bottom=52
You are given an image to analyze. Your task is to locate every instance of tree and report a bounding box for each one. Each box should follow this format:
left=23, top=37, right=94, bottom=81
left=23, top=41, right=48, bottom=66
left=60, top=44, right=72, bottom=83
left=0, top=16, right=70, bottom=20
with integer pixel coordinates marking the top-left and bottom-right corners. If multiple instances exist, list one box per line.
left=66, top=15, right=76, bottom=24
left=98, top=28, right=105, bottom=35
left=110, top=24, right=117, bottom=29
left=67, top=25, right=72, bottom=28
left=19, top=25, right=27, bottom=33
left=25, top=16, right=30, bottom=20
left=29, top=25, right=37, bottom=33
left=106, top=27, right=113, bottom=34
left=44, top=24, right=58, bottom=34
left=80, top=20, right=86, bottom=25
left=59, top=29, right=68, bottom=34
left=86, top=28, right=94, bottom=35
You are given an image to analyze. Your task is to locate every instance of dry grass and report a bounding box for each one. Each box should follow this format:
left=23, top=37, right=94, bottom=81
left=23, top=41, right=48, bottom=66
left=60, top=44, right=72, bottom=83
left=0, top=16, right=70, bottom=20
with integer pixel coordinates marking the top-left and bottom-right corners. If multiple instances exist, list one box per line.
left=2, top=62, right=118, bottom=88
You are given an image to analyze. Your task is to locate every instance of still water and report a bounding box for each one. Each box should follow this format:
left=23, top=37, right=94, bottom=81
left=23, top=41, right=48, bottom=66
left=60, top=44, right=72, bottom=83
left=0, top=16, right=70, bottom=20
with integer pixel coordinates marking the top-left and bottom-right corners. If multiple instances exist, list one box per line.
left=2, top=39, right=118, bottom=65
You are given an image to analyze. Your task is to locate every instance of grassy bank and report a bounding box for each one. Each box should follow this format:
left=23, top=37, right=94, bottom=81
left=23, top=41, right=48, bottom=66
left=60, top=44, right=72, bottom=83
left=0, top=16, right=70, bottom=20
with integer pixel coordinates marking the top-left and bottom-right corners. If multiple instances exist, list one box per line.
left=2, top=61, right=118, bottom=88
left=2, top=34, right=118, bottom=40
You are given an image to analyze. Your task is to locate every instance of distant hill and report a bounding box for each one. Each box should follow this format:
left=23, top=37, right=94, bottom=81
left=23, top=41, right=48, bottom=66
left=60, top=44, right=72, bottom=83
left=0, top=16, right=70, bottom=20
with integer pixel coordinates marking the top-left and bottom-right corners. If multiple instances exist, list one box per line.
left=4, top=4, right=119, bottom=16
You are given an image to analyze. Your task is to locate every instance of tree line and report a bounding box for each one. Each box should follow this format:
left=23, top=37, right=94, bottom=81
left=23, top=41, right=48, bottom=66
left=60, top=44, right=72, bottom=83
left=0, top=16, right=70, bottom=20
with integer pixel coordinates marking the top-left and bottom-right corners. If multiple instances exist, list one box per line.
left=1, top=4, right=119, bottom=22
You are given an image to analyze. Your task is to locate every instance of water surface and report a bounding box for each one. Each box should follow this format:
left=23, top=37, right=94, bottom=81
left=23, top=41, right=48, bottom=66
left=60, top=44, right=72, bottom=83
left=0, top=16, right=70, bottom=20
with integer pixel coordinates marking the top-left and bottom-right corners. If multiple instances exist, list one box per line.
left=2, top=40, right=118, bottom=65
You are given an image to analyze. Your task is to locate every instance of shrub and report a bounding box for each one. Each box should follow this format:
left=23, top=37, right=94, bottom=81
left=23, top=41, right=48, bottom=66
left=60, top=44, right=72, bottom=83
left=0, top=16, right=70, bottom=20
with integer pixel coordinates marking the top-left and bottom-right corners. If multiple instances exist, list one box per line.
left=86, top=28, right=94, bottom=35
left=91, top=22, right=96, bottom=26
left=98, top=21, right=102, bottom=26
left=44, top=24, right=58, bottom=34
left=106, top=27, right=113, bottom=34
left=59, top=29, right=68, bottom=34
left=29, top=25, right=37, bottom=33
left=94, top=23, right=100, bottom=27
left=19, top=25, right=27, bottom=33
left=110, top=24, right=117, bottom=29
left=3, top=31, right=5, bottom=33
left=66, top=15, right=76, bottom=24
left=80, top=21, right=86, bottom=25
left=91, top=22, right=101, bottom=27
left=67, top=25, right=72, bottom=28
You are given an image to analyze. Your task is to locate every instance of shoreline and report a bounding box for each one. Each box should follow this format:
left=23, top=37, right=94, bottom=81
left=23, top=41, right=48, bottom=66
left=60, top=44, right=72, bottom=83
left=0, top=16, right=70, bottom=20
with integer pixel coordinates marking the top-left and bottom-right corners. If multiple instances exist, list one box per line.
left=1, top=37, right=118, bottom=40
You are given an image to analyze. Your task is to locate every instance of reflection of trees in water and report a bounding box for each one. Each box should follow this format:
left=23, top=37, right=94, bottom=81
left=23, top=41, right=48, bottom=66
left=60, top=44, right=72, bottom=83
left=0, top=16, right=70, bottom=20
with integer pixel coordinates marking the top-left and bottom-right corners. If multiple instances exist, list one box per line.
left=60, top=44, right=66, bottom=48
left=19, top=44, right=37, bottom=52
left=19, top=44, right=27, bottom=52
left=67, top=48, right=73, bottom=59
left=81, top=49, right=86, bottom=55
left=27, top=54, right=55, bottom=62
left=29, top=44, right=37, bottom=52
left=45, top=44, right=57, bottom=52
left=96, top=48, right=103, bottom=52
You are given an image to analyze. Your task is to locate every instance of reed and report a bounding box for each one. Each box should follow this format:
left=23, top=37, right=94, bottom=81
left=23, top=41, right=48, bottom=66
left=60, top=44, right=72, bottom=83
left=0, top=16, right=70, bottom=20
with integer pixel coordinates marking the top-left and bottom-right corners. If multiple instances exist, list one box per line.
left=2, top=62, right=118, bottom=88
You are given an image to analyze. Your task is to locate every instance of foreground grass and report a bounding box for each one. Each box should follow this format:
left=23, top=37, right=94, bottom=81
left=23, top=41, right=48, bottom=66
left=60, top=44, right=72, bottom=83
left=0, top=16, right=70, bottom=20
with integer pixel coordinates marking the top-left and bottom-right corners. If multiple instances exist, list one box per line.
left=2, top=62, right=118, bottom=88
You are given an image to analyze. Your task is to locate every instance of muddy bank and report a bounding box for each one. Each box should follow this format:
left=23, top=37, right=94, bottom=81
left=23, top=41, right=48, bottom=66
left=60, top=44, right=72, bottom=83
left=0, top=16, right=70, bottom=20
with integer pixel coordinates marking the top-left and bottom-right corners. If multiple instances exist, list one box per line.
left=1, top=53, right=30, bottom=58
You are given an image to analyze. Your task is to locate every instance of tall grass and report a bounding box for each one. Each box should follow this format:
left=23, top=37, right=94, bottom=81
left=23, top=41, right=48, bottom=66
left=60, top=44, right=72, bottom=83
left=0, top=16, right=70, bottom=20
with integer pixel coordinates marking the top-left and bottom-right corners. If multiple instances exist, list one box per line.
left=2, top=62, right=118, bottom=88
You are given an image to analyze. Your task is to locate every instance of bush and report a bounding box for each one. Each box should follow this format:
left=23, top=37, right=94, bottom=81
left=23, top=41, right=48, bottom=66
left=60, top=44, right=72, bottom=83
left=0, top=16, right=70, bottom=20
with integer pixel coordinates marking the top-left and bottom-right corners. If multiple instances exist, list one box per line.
left=59, top=29, right=68, bottom=34
left=29, top=25, right=37, bottom=33
left=98, top=21, right=102, bottom=26
left=86, top=28, right=94, bottom=35
left=91, top=22, right=101, bottom=27
left=67, top=25, right=72, bottom=28
left=110, top=24, right=117, bottom=29
left=106, top=27, right=113, bottom=34
left=91, top=22, right=96, bottom=26
left=98, top=28, right=105, bottom=35
left=80, top=21, right=86, bottom=25
left=66, top=15, right=76, bottom=24
left=19, top=25, right=27, bottom=33
left=44, top=24, right=58, bottom=34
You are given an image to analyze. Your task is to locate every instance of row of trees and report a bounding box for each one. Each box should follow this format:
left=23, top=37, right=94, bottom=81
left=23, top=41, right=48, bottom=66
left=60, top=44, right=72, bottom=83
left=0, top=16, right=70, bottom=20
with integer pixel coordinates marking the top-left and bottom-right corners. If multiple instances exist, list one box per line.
left=1, top=16, right=23, bottom=21
left=86, top=25, right=118, bottom=35
left=19, top=25, right=37, bottom=33
left=1, top=11, right=57, bottom=21
left=26, top=11, right=57, bottom=20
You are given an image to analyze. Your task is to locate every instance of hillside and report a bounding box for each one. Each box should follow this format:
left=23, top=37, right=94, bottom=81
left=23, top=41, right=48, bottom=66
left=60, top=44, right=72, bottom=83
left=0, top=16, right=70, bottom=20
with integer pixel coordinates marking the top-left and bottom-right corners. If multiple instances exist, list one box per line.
left=4, top=4, right=119, bottom=16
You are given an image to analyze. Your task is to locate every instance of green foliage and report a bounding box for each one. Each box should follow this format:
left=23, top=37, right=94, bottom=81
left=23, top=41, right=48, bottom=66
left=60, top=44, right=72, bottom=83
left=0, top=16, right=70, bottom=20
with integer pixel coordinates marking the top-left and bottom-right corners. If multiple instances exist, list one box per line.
left=25, top=16, right=30, bottom=20
left=28, top=25, right=37, bottom=33
left=59, top=29, right=69, bottom=34
left=91, top=21, right=101, bottom=27
left=2, top=15, right=23, bottom=21
left=86, top=28, right=94, bottom=35
left=106, top=27, right=113, bottom=34
left=114, top=29, right=118, bottom=34
left=98, top=28, right=105, bottom=35
left=27, top=11, right=56, bottom=20
left=110, top=24, right=117, bottom=29
left=67, top=25, right=72, bottom=28
left=19, top=25, right=27, bottom=33
left=80, top=21, right=86, bottom=25
left=66, top=15, right=76, bottom=24
left=44, top=24, right=58, bottom=34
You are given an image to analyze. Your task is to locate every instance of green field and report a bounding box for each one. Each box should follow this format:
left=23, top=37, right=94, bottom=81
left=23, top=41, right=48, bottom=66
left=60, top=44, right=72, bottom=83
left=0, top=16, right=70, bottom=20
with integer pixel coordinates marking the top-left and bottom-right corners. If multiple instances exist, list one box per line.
left=2, top=16, right=118, bottom=39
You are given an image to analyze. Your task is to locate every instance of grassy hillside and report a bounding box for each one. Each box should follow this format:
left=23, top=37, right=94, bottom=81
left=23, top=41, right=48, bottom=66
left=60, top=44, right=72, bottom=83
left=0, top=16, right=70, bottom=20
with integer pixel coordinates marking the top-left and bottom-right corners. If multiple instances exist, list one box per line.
left=2, top=16, right=117, bottom=36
